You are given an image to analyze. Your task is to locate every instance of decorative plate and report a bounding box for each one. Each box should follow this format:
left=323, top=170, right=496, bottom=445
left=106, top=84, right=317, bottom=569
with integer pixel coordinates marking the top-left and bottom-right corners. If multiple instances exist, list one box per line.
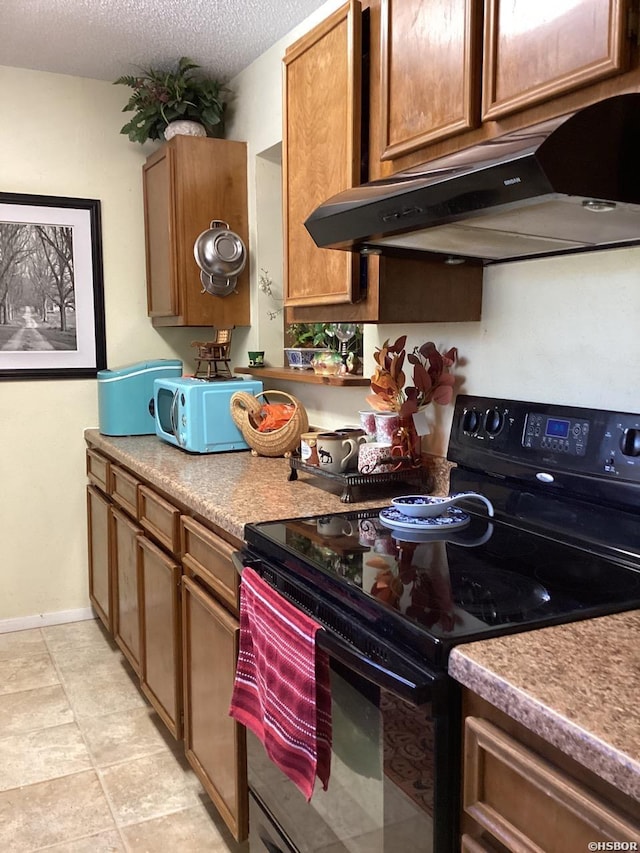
left=379, top=506, right=471, bottom=532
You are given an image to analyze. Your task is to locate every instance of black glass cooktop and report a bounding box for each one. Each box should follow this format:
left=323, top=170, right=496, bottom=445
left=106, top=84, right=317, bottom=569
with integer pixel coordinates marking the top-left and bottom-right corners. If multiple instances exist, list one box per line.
left=244, top=506, right=640, bottom=666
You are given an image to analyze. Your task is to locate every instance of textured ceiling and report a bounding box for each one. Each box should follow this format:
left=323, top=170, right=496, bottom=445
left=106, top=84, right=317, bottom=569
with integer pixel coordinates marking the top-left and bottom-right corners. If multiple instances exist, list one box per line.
left=0, top=0, right=329, bottom=82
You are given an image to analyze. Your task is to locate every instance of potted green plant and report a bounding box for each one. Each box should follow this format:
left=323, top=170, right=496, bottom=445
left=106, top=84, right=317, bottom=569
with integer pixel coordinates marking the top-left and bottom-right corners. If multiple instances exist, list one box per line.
left=114, top=56, right=229, bottom=144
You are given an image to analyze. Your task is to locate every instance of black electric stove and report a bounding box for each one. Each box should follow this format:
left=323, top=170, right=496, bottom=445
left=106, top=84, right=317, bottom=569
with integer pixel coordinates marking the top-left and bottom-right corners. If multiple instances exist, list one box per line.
left=243, top=395, right=640, bottom=669
left=242, top=395, right=640, bottom=853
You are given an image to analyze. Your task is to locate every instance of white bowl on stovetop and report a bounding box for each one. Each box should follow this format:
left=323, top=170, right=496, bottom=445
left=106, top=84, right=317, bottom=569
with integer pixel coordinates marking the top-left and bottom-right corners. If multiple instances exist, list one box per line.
left=391, top=492, right=494, bottom=519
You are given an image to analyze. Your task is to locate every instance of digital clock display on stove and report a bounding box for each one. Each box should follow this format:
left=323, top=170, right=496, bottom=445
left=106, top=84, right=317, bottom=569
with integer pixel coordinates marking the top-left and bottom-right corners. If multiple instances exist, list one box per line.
left=545, top=418, right=570, bottom=439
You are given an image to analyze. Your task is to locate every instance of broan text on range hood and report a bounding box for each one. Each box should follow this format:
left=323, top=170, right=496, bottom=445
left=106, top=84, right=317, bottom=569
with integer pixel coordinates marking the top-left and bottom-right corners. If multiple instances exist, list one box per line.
left=305, top=94, right=640, bottom=265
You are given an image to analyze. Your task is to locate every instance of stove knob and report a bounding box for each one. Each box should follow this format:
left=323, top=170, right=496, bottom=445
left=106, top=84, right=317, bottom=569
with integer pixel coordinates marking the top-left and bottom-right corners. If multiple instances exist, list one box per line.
left=462, top=409, right=480, bottom=434
left=620, top=427, right=640, bottom=457
left=484, top=408, right=504, bottom=435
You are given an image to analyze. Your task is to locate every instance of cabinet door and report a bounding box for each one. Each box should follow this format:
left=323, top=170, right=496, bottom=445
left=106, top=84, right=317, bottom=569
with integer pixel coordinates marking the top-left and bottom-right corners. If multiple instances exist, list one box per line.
left=482, top=0, right=629, bottom=120
left=143, top=145, right=178, bottom=318
left=283, top=0, right=362, bottom=308
left=139, top=535, right=182, bottom=738
left=111, top=506, right=142, bottom=674
left=142, top=136, right=250, bottom=327
left=182, top=576, right=247, bottom=842
left=86, top=485, right=112, bottom=633
left=379, top=0, right=482, bottom=161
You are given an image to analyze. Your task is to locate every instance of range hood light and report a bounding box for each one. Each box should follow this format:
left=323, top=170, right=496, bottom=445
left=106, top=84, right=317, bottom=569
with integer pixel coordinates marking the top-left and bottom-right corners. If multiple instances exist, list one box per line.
left=444, top=256, right=466, bottom=265
left=582, top=199, right=617, bottom=213
left=360, top=246, right=382, bottom=255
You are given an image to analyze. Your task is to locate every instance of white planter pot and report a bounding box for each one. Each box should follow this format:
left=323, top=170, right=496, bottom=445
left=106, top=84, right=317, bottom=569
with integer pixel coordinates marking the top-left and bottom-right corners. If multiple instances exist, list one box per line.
left=164, top=120, right=207, bottom=140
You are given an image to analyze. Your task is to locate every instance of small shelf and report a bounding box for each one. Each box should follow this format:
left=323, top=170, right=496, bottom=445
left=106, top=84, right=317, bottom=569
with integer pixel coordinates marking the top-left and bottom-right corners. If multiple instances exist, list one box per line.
left=235, top=366, right=369, bottom=387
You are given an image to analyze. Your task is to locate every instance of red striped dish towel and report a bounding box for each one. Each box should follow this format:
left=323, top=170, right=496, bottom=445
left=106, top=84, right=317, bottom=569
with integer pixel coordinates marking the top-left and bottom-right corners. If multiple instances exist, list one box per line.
left=229, top=567, right=332, bottom=801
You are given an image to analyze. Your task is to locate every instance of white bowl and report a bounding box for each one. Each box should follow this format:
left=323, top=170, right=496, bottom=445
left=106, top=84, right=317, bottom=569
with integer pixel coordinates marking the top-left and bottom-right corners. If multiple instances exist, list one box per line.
left=391, top=495, right=453, bottom=518
left=391, top=492, right=494, bottom=519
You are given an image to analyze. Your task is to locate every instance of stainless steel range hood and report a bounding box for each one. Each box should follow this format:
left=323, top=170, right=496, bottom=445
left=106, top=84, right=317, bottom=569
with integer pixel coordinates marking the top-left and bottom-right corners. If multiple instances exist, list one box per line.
left=305, top=94, right=640, bottom=265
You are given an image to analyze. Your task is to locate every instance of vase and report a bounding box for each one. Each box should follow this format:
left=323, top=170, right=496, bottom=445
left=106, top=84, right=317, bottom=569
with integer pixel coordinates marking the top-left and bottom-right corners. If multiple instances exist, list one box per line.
left=311, top=350, right=342, bottom=376
left=392, top=415, right=422, bottom=469
left=164, top=120, right=207, bottom=140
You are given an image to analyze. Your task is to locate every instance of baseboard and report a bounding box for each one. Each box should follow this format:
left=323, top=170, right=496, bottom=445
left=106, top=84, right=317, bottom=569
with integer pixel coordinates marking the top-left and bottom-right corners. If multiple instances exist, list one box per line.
left=0, top=607, right=96, bottom=634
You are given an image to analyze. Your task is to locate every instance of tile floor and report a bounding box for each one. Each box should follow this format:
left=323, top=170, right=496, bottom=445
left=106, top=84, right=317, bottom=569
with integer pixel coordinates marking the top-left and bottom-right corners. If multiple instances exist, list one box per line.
left=0, top=618, right=249, bottom=852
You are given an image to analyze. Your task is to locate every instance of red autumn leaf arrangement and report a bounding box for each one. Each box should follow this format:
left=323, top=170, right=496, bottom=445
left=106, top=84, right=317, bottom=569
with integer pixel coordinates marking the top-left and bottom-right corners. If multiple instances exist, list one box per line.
left=366, top=336, right=458, bottom=416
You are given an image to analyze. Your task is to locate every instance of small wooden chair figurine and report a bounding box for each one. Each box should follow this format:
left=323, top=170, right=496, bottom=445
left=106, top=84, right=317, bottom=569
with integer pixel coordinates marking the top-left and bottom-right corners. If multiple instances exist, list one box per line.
left=191, top=327, right=234, bottom=379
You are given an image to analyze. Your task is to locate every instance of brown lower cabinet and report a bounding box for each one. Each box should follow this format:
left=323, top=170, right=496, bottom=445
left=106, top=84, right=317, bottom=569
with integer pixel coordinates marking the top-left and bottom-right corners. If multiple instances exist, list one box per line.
left=461, top=689, right=640, bottom=850
left=87, top=485, right=112, bottom=633
left=138, top=535, right=183, bottom=739
left=182, top=575, right=248, bottom=841
left=111, top=506, right=142, bottom=674
left=85, top=442, right=248, bottom=843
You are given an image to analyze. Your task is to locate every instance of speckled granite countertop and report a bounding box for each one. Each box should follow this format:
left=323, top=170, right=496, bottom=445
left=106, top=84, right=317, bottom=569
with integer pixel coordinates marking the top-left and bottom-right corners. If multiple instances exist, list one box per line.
left=449, top=611, right=640, bottom=802
left=84, top=430, right=449, bottom=541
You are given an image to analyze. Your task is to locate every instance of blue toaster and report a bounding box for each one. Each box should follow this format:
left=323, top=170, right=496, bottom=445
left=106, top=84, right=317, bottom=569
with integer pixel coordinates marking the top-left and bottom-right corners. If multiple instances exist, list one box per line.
left=97, top=359, right=183, bottom=435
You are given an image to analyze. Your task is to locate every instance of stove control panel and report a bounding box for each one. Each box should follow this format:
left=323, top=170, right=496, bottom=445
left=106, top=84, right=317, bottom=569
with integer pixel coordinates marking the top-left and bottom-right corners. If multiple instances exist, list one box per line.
left=523, top=412, right=589, bottom=456
left=450, top=395, right=640, bottom=494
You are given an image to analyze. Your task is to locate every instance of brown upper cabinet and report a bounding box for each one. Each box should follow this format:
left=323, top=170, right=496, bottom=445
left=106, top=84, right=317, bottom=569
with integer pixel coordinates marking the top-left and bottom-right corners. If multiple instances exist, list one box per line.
left=374, top=0, right=637, bottom=174
left=283, top=0, right=483, bottom=324
left=482, top=0, right=629, bottom=121
left=283, top=1, right=362, bottom=310
left=142, top=136, right=250, bottom=327
left=379, top=0, right=482, bottom=161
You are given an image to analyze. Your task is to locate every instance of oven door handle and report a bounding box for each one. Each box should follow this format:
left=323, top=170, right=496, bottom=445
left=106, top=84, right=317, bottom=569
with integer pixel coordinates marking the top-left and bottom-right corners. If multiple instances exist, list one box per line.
left=232, top=551, right=440, bottom=706
left=315, top=628, right=440, bottom=706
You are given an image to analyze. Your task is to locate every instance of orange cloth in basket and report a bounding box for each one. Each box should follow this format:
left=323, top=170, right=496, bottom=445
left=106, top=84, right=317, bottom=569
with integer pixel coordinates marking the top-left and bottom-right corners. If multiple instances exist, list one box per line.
left=257, top=403, right=295, bottom=432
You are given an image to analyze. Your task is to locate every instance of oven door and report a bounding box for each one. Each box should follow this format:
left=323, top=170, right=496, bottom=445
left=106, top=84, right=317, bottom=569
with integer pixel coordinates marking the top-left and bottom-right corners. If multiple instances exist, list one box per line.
left=246, top=625, right=459, bottom=853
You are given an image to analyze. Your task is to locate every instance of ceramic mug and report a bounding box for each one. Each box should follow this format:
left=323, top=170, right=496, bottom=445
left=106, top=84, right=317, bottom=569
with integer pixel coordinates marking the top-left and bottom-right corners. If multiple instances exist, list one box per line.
left=335, top=427, right=366, bottom=470
left=317, top=516, right=354, bottom=537
left=358, top=410, right=377, bottom=439
left=374, top=412, right=400, bottom=444
left=300, top=431, right=320, bottom=466
left=358, top=441, right=398, bottom=474
left=316, top=432, right=360, bottom=474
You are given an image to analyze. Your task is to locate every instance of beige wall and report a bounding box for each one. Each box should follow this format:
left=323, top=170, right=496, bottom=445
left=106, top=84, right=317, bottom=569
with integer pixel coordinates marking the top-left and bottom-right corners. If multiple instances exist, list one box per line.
left=0, top=66, right=197, bottom=623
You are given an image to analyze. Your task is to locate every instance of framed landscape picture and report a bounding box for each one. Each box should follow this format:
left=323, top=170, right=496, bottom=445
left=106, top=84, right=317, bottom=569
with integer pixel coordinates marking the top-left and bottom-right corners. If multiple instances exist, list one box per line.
left=0, top=193, right=106, bottom=380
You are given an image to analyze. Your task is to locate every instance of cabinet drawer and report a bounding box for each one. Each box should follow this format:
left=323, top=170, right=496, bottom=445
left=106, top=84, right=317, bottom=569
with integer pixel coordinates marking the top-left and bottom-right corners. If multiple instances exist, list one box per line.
left=181, top=516, right=239, bottom=613
left=110, top=465, right=140, bottom=518
left=464, top=716, right=639, bottom=850
left=138, top=485, right=180, bottom=554
left=86, top=449, right=111, bottom=492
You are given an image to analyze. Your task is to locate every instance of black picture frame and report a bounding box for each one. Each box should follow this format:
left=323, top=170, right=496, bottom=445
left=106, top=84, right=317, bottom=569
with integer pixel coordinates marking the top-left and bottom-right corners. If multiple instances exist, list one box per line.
left=0, top=192, right=106, bottom=380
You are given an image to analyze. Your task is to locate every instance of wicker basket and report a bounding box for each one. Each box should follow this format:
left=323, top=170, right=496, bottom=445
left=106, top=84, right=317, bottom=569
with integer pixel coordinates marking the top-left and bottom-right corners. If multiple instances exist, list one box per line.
left=230, top=390, right=309, bottom=457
